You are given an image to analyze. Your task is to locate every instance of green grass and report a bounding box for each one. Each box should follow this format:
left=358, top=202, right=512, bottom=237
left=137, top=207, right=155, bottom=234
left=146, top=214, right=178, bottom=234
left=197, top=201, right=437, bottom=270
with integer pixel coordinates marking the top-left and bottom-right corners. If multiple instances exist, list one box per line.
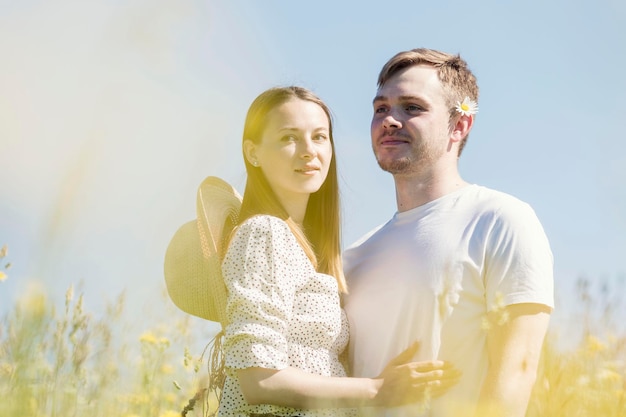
left=1, top=244, right=624, bottom=417
left=0, top=283, right=215, bottom=417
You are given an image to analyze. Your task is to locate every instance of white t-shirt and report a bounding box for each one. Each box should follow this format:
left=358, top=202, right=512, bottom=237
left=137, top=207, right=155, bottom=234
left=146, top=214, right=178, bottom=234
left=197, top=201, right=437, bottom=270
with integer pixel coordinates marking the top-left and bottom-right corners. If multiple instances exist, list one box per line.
left=343, top=185, right=554, bottom=417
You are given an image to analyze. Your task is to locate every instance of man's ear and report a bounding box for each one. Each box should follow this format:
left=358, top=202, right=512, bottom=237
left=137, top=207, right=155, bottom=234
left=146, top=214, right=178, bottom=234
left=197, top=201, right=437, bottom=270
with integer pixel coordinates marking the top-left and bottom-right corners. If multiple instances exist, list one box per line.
left=450, top=114, right=474, bottom=144
left=243, top=139, right=258, bottom=166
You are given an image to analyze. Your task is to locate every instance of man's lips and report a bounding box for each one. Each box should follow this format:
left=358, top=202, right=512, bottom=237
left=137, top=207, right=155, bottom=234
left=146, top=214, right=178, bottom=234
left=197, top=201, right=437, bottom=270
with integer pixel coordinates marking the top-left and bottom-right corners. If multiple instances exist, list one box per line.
left=380, top=138, right=408, bottom=145
left=379, top=133, right=410, bottom=146
left=377, top=129, right=410, bottom=145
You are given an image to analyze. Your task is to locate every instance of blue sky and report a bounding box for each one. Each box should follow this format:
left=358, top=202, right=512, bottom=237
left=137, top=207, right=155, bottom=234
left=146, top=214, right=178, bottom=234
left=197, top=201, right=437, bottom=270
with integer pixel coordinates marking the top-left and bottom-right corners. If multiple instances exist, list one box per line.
left=1, top=0, right=625, bottom=336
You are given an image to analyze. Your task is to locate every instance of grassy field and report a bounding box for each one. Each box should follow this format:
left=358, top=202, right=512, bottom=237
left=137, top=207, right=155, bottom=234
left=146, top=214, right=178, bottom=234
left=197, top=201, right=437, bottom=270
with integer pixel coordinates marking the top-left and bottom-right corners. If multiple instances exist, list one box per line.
left=0, top=282, right=215, bottom=417
left=1, top=248, right=624, bottom=416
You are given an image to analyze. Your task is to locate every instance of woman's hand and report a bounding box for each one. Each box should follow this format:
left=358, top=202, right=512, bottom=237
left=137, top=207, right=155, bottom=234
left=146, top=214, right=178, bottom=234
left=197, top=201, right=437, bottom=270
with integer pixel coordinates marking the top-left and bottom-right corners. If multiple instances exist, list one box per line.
left=235, top=342, right=460, bottom=409
left=371, top=342, right=461, bottom=407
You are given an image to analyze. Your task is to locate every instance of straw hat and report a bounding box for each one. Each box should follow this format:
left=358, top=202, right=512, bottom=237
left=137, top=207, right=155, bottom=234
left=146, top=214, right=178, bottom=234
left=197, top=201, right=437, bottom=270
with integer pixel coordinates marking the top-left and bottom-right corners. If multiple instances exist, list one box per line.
left=164, top=176, right=242, bottom=326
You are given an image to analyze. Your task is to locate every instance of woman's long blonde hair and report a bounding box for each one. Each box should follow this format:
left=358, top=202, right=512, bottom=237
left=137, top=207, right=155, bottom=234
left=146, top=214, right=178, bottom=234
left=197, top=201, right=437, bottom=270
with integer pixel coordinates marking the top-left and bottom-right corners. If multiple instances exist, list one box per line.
left=234, top=86, right=346, bottom=293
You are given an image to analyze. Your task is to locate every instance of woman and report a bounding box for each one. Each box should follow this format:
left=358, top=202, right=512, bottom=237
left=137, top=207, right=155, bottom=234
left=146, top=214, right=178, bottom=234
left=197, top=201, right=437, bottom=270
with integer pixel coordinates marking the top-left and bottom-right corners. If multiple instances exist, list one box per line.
left=218, top=86, right=459, bottom=416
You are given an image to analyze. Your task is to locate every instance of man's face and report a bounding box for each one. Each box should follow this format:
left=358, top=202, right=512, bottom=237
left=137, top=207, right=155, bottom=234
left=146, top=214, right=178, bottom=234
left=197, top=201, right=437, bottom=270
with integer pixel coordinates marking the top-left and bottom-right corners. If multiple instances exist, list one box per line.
left=371, top=65, right=453, bottom=176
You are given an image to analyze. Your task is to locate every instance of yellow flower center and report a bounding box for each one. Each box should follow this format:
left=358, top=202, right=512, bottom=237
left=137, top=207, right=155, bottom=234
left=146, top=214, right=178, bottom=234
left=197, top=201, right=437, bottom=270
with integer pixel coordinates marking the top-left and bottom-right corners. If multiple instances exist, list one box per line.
left=461, top=103, right=470, bottom=111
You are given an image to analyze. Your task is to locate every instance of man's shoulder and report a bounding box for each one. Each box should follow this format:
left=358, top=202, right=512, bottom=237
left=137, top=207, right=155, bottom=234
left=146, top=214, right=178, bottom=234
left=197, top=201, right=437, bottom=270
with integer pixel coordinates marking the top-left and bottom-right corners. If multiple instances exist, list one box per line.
left=467, top=184, right=525, bottom=203
left=465, top=184, right=535, bottom=217
left=344, top=222, right=388, bottom=253
left=467, top=185, right=550, bottom=247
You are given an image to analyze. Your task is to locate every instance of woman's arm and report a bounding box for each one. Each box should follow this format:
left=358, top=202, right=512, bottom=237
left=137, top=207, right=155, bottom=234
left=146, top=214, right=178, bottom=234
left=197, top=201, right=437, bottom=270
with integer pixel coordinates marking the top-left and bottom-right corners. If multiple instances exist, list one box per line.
left=238, top=342, right=461, bottom=409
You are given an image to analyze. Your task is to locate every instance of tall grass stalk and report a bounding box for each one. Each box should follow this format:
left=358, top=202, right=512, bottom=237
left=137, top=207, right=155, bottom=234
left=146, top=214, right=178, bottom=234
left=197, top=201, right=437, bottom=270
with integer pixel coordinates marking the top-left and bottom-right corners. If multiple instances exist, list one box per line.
left=0, top=284, right=207, bottom=417
left=1, top=275, right=624, bottom=416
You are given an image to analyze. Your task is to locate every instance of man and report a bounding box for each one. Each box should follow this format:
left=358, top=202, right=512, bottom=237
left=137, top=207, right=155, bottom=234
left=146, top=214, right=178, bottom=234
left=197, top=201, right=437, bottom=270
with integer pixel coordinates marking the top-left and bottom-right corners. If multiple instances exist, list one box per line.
left=343, top=48, right=554, bottom=417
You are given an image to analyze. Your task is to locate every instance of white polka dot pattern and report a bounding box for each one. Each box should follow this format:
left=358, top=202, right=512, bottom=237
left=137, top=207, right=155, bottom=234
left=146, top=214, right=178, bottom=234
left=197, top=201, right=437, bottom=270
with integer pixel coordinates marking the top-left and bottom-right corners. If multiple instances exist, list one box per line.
left=218, top=215, right=354, bottom=416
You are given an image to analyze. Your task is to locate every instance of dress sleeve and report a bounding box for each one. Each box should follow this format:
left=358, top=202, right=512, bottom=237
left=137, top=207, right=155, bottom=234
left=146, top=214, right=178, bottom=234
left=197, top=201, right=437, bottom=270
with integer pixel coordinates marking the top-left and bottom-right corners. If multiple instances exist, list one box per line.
left=485, top=200, right=554, bottom=311
left=221, top=215, right=302, bottom=370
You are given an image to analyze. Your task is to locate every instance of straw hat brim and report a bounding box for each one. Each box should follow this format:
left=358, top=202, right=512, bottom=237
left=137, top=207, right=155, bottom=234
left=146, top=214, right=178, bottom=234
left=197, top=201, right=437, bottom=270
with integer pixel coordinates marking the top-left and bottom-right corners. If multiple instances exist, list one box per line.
left=164, top=176, right=242, bottom=324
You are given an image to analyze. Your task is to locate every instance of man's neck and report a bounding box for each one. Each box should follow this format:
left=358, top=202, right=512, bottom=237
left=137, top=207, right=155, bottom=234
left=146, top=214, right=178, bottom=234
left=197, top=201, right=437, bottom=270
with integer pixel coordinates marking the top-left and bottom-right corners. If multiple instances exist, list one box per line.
left=393, top=166, right=468, bottom=212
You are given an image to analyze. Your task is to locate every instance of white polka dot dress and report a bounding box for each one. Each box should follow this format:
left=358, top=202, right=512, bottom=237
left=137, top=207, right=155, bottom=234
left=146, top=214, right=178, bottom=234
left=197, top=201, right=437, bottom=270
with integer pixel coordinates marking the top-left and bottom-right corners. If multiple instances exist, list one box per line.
left=218, top=215, right=355, bottom=417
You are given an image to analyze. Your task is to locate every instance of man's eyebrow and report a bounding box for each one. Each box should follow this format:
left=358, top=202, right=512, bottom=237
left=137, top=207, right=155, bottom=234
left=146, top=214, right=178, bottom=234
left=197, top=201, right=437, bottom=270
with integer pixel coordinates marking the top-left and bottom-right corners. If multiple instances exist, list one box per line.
left=372, top=95, right=386, bottom=104
left=373, top=95, right=426, bottom=104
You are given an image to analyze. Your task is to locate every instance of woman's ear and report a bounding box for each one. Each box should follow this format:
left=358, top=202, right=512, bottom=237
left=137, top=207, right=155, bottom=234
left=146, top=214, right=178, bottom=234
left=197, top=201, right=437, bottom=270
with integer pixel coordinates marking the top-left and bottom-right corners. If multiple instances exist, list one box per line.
left=243, top=139, right=258, bottom=166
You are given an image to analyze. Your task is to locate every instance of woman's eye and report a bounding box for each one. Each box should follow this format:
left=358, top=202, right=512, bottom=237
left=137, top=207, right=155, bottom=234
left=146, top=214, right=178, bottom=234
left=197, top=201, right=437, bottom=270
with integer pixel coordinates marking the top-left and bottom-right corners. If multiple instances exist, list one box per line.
left=314, top=134, right=328, bottom=141
left=281, top=135, right=297, bottom=142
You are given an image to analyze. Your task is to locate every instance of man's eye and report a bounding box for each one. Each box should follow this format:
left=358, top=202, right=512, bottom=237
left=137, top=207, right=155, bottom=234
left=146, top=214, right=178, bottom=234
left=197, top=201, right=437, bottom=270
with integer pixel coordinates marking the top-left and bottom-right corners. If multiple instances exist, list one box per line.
left=406, top=104, right=422, bottom=112
left=374, top=107, right=388, bottom=114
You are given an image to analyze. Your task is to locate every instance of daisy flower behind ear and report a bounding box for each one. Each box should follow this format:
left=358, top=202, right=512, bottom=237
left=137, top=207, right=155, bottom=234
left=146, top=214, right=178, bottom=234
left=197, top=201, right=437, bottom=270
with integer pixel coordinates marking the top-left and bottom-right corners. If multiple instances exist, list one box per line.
left=455, top=97, right=478, bottom=116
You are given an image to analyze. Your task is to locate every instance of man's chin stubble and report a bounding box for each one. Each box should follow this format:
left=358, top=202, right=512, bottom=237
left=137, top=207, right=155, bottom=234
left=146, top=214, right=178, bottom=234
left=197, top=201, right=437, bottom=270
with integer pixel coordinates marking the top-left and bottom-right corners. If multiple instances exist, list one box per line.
left=376, top=157, right=413, bottom=175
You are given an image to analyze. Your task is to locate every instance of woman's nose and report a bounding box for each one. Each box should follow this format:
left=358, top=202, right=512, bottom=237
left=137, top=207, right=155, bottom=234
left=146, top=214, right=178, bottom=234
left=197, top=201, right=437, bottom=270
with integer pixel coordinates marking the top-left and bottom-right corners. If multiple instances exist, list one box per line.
left=300, top=138, right=317, bottom=159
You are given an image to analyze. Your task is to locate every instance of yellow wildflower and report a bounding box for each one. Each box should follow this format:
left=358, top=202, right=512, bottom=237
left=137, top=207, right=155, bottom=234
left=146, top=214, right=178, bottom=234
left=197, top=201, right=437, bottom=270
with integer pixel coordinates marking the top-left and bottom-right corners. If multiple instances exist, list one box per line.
left=482, top=292, right=510, bottom=331
left=586, top=335, right=607, bottom=353
left=128, top=393, right=150, bottom=405
left=159, top=336, right=171, bottom=348
left=161, top=364, right=174, bottom=375
left=0, top=271, right=6, bottom=282
left=480, top=315, right=491, bottom=331
left=19, top=284, right=47, bottom=318
left=139, top=331, right=158, bottom=345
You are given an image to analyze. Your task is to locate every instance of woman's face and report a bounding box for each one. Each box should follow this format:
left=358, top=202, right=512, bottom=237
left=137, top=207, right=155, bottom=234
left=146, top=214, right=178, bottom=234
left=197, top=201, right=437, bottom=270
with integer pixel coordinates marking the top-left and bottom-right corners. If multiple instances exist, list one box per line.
left=245, top=98, right=332, bottom=209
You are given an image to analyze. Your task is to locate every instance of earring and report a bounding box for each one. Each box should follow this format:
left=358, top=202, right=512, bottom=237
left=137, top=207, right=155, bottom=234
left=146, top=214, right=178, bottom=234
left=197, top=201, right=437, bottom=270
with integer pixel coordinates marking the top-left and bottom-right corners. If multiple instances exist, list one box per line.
left=251, top=160, right=258, bottom=167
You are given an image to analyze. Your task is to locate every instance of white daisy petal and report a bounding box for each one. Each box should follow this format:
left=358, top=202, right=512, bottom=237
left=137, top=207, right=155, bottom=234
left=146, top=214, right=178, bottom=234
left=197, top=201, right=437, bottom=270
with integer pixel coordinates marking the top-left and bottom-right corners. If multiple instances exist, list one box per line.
left=455, top=96, right=478, bottom=116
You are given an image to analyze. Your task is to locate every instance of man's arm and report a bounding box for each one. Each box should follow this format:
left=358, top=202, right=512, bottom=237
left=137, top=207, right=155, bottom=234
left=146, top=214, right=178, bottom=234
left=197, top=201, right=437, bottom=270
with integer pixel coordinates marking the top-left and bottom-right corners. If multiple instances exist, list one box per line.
left=476, top=303, right=551, bottom=417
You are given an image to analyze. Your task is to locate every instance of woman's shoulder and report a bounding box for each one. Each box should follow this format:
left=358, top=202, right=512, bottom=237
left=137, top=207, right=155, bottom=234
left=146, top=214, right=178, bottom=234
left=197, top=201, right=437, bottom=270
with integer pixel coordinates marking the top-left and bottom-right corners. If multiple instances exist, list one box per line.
left=231, top=215, right=295, bottom=245
left=239, top=214, right=287, bottom=228
left=225, top=215, right=310, bottom=276
left=237, top=214, right=290, bottom=234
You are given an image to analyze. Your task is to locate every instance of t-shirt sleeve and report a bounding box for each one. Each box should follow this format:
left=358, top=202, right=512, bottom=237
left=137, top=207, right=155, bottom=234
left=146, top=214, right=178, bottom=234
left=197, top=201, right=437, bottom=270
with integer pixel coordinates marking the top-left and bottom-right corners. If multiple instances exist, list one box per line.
left=221, top=216, right=300, bottom=370
left=485, top=200, right=554, bottom=311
